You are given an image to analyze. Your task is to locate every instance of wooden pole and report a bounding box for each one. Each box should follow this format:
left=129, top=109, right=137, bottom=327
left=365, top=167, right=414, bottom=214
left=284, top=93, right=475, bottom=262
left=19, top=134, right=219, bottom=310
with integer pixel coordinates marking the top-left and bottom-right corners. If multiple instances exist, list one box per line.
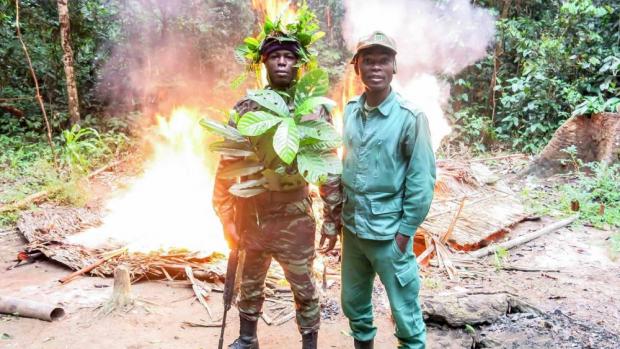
left=0, top=296, right=65, bottom=321
left=59, top=248, right=127, bottom=284
left=469, top=215, right=578, bottom=258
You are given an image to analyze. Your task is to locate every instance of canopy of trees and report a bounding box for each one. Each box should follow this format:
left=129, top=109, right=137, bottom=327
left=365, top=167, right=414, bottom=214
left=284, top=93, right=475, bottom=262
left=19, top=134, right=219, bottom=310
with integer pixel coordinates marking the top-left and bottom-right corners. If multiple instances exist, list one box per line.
left=0, top=0, right=618, bottom=153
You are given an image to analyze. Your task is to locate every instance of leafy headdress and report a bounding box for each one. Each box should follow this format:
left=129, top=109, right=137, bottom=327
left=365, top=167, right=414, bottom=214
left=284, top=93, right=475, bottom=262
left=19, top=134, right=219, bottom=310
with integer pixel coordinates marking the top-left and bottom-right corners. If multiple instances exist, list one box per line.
left=233, top=3, right=325, bottom=87
left=202, top=4, right=341, bottom=197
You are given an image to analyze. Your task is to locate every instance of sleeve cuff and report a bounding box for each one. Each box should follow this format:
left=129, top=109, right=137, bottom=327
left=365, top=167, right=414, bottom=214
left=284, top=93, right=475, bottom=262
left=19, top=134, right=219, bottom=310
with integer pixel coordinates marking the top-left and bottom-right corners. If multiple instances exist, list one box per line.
left=398, top=221, right=419, bottom=236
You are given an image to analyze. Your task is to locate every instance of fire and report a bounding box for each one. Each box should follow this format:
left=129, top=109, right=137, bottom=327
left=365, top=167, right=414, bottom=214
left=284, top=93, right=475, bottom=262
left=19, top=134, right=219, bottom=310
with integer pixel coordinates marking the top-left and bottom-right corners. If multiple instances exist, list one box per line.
left=68, top=108, right=228, bottom=255
left=251, top=0, right=297, bottom=23
left=331, top=66, right=363, bottom=135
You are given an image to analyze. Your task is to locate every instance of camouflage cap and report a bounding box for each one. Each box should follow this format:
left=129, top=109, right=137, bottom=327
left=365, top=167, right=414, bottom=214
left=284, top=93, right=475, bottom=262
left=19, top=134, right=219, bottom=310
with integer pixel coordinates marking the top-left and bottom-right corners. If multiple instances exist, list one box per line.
left=350, top=31, right=397, bottom=64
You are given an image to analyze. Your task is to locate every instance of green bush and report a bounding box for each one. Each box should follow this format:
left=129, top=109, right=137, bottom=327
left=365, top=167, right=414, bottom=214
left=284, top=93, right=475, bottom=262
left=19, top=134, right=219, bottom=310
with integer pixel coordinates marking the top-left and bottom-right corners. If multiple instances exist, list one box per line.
left=451, top=0, right=620, bottom=153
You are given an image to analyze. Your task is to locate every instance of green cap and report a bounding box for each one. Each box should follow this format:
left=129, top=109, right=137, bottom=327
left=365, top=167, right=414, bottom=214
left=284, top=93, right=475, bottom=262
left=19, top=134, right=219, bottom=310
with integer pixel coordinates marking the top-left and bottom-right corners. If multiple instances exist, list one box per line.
left=351, top=31, right=397, bottom=63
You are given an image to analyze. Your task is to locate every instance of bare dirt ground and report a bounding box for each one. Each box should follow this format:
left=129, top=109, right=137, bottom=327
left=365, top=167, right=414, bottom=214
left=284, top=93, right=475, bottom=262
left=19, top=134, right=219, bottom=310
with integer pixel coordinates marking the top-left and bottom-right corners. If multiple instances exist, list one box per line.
left=2, top=216, right=619, bottom=349
left=1, top=159, right=619, bottom=348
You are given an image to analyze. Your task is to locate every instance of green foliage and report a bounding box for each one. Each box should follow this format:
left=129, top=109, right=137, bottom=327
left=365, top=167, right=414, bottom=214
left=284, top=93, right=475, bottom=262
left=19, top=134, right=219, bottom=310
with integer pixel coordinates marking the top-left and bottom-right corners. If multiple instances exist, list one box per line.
left=451, top=0, right=620, bottom=153
left=559, top=162, right=620, bottom=228
left=272, top=118, right=300, bottom=165
left=522, top=152, right=620, bottom=229
left=203, top=68, right=341, bottom=194
left=60, top=124, right=106, bottom=173
left=235, top=69, right=339, bottom=166
left=234, top=3, right=323, bottom=67
left=493, top=246, right=509, bottom=270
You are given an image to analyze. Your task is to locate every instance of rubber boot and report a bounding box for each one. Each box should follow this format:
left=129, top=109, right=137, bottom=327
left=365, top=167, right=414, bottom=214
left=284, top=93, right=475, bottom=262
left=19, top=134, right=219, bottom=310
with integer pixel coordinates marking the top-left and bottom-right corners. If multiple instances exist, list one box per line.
left=228, top=318, right=259, bottom=349
left=301, top=331, right=318, bottom=349
left=354, top=339, right=374, bottom=349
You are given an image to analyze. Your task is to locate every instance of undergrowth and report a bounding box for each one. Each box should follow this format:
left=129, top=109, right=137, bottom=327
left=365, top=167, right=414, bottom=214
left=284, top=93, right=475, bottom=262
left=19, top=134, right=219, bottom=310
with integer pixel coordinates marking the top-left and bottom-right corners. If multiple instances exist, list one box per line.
left=0, top=124, right=132, bottom=228
left=521, top=150, right=620, bottom=230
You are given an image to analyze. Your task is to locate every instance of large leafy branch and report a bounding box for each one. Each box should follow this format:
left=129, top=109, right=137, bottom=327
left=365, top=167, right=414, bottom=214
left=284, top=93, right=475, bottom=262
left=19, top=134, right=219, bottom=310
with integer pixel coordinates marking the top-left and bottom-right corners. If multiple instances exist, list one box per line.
left=201, top=69, right=342, bottom=197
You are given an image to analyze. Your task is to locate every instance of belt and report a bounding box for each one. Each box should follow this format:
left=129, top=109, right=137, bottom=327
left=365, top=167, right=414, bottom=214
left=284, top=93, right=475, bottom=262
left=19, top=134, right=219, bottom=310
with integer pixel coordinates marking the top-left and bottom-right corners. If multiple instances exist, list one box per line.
left=254, top=187, right=309, bottom=204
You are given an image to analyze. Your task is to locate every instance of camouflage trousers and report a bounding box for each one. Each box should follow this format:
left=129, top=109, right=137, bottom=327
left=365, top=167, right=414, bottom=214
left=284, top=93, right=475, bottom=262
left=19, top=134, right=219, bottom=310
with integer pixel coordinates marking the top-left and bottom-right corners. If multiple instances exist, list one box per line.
left=238, top=197, right=320, bottom=334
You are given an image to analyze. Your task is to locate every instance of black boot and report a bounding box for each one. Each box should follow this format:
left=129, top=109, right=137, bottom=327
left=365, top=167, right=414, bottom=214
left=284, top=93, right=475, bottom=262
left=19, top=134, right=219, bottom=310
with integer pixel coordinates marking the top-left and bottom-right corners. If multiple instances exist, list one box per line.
left=301, top=331, right=318, bottom=349
left=228, top=318, right=259, bottom=349
left=354, top=339, right=374, bottom=349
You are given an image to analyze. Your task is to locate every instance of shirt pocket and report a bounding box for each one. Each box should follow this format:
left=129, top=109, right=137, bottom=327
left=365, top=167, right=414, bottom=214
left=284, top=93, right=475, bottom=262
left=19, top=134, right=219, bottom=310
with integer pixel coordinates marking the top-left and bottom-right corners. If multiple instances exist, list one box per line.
left=370, top=196, right=403, bottom=215
left=367, top=138, right=398, bottom=193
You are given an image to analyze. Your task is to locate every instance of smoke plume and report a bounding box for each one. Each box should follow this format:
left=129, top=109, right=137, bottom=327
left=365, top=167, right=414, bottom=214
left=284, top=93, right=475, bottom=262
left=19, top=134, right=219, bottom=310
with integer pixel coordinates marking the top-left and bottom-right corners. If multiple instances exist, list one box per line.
left=96, top=0, right=254, bottom=117
left=342, top=0, right=496, bottom=149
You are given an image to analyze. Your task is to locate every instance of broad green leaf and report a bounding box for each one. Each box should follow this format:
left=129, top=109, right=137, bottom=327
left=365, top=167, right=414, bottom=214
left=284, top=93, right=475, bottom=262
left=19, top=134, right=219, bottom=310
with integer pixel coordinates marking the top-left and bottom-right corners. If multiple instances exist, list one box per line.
left=273, top=118, right=299, bottom=165
left=234, top=45, right=250, bottom=64
left=309, top=31, right=325, bottom=44
left=218, top=160, right=264, bottom=179
left=230, top=72, right=248, bottom=90
left=295, top=96, right=336, bottom=117
left=297, top=151, right=342, bottom=184
left=200, top=118, right=246, bottom=143
left=294, top=69, right=329, bottom=106
left=298, top=120, right=341, bottom=141
left=237, top=111, right=283, bottom=136
left=300, top=139, right=342, bottom=151
left=209, top=141, right=254, bottom=157
left=247, top=89, right=289, bottom=117
left=320, top=152, right=342, bottom=174
left=263, top=19, right=274, bottom=34
left=244, top=37, right=260, bottom=49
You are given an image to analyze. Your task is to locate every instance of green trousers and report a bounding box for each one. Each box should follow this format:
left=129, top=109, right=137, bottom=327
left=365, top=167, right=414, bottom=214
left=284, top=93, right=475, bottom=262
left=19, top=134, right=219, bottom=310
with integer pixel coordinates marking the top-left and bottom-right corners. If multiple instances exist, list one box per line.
left=341, top=227, right=426, bottom=349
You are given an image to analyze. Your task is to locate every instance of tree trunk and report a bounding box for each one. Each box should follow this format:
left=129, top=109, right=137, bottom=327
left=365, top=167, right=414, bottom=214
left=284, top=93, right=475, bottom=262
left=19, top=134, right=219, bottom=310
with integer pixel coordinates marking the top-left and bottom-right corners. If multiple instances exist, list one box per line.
left=57, top=0, right=80, bottom=125
left=524, top=113, right=620, bottom=176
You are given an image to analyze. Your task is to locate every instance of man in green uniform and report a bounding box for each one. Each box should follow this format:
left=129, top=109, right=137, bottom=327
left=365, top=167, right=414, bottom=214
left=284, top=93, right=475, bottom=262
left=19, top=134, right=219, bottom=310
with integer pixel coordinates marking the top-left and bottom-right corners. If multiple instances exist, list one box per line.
left=213, top=32, right=342, bottom=349
left=340, top=31, right=436, bottom=349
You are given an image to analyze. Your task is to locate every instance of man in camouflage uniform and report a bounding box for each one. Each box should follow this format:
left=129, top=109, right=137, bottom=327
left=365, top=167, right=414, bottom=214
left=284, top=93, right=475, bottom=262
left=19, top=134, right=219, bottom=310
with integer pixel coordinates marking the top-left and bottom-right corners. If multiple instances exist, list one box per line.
left=213, top=35, right=342, bottom=349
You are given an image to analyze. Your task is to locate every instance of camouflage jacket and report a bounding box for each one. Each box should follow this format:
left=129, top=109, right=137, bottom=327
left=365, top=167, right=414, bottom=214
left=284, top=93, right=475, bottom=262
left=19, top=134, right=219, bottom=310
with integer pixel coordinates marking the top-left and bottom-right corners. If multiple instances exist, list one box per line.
left=212, top=93, right=343, bottom=237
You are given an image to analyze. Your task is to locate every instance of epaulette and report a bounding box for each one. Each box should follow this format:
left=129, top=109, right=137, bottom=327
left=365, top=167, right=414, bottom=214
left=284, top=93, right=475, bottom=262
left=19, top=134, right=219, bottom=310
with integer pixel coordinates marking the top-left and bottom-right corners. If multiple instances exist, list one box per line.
left=346, top=95, right=361, bottom=105
left=396, top=95, right=424, bottom=118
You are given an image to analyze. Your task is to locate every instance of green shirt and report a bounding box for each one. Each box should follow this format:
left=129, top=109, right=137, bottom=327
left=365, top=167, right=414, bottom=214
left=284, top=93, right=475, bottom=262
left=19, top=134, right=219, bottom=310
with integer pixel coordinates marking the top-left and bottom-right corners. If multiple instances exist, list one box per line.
left=342, top=90, right=436, bottom=240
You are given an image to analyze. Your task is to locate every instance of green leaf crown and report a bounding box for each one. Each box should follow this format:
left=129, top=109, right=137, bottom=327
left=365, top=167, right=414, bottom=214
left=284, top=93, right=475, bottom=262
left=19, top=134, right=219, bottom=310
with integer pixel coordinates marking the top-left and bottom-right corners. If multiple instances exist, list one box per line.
left=234, top=3, right=325, bottom=77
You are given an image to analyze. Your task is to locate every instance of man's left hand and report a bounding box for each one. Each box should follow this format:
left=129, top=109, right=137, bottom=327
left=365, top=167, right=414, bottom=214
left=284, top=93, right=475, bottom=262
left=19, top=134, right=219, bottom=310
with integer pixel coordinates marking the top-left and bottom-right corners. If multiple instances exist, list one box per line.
left=395, top=232, right=410, bottom=254
left=319, top=234, right=338, bottom=254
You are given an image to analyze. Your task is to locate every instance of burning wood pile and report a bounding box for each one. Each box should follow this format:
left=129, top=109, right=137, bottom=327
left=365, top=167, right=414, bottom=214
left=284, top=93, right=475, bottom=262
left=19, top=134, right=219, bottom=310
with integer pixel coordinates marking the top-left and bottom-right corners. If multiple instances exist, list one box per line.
left=16, top=205, right=227, bottom=284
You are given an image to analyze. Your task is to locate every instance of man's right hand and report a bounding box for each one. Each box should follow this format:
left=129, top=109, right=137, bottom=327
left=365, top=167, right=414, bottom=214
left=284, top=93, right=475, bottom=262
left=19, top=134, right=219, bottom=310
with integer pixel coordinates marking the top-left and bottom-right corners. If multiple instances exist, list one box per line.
left=223, top=222, right=239, bottom=249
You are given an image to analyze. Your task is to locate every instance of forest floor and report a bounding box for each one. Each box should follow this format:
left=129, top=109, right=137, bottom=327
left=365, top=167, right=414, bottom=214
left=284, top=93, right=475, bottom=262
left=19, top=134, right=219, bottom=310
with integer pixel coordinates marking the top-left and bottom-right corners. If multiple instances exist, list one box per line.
left=1, top=157, right=619, bottom=349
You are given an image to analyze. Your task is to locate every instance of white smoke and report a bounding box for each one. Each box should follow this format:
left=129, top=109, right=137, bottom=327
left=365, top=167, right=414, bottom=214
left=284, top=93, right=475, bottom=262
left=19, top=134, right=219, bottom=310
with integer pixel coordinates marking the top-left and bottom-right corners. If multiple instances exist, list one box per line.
left=343, top=0, right=496, bottom=150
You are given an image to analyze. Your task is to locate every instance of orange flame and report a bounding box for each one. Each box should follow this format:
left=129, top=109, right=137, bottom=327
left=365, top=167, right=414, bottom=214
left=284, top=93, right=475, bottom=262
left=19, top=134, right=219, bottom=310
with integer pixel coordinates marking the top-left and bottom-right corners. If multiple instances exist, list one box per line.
left=251, top=0, right=297, bottom=24
left=68, top=108, right=228, bottom=255
left=331, top=66, right=362, bottom=134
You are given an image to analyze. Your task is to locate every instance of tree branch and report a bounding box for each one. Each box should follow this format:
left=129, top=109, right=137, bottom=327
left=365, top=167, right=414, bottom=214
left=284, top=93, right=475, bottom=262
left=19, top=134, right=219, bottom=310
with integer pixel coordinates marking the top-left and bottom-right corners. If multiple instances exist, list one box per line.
left=15, top=0, right=57, bottom=164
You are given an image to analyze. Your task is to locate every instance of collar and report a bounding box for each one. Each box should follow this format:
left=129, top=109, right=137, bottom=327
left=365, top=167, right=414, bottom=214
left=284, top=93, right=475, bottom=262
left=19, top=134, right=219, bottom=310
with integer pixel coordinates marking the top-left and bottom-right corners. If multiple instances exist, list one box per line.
left=357, top=88, right=396, bottom=118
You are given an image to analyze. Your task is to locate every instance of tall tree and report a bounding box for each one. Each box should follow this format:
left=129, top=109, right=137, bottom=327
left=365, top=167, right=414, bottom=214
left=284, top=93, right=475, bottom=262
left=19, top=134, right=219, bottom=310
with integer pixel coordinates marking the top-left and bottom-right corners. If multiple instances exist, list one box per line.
left=57, top=0, right=80, bottom=125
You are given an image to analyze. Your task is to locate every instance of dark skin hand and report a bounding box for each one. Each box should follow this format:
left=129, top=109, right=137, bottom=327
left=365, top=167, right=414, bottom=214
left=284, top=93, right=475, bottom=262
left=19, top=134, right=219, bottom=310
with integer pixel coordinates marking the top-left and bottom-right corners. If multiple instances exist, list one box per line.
left=395, top=232, right=410, bottom=254
left=264, top=49, right=298, bottom=90
left=355, top=46, right=396, bottom=107
left=318, top=234, right=338, bottom=254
